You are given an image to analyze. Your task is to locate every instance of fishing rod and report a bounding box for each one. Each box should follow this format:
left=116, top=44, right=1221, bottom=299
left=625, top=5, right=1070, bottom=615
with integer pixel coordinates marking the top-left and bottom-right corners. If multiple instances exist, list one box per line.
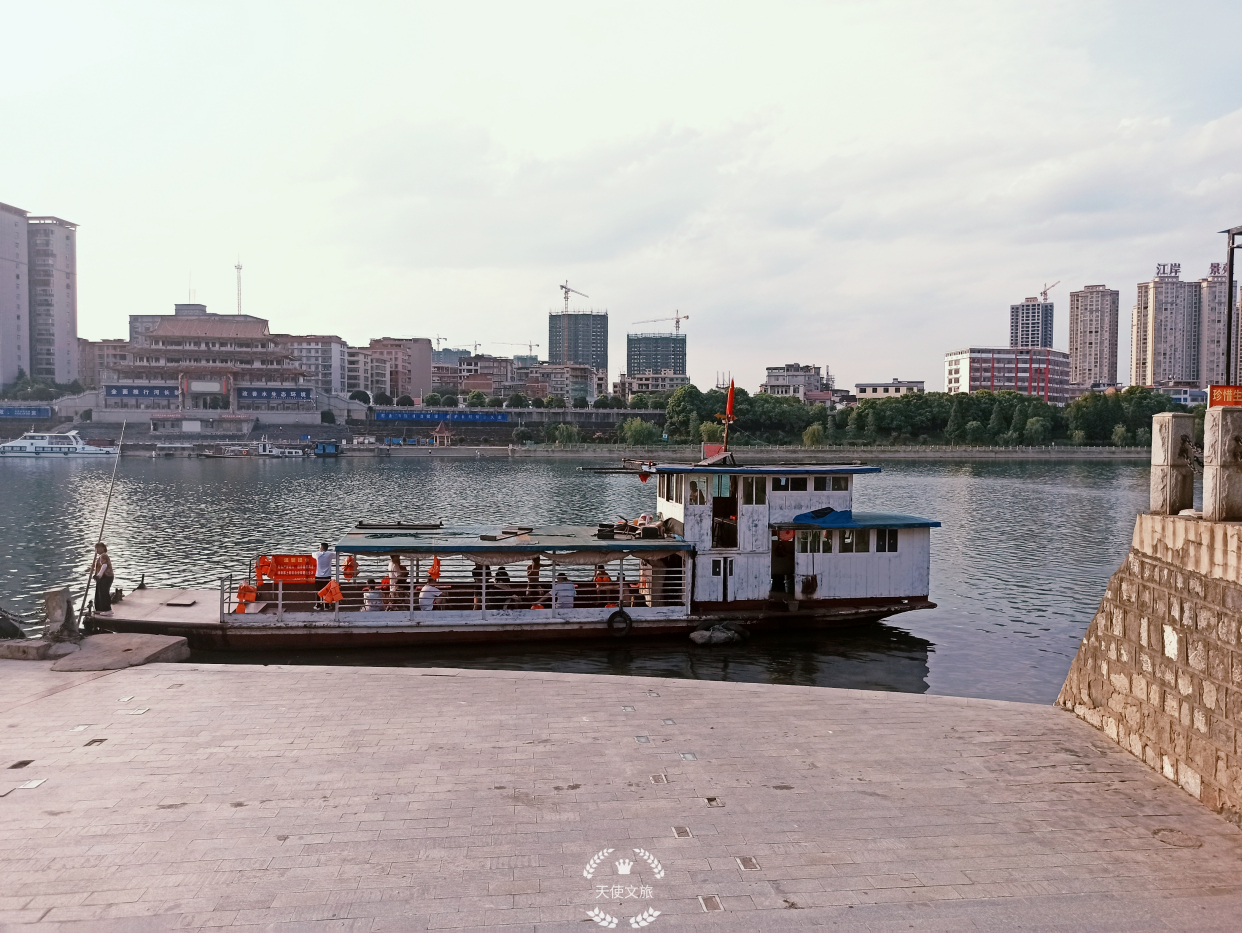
left=75, top=421, right=126, bottom=629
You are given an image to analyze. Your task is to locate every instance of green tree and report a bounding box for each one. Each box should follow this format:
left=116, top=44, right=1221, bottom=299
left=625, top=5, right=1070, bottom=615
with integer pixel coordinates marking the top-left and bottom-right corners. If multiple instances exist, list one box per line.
left=572, top=396, right=588, bottom=409
left=506, top=393, right=529, bottom=408
left=609, top=395, right=626, bottom=409
left=944, top=399, right=965, bottom=444
left=1136, top=427, right=1152, bottom=446
left=628, top=393, right=649, bottom=410
left=987, top=399, right=1007, bottom=438
left=1112, top=423, right=1131, bottom=446
left=1009, top=402, right=1027, bottom=437
left=700, top=422, right=724, bottom=442
left=440, top=393, right=459, bottom=408
left=821, top=416, right=837, bottom=444
left=395, top=395, right=414, bottom=407
left=467, top=390, right=487, bottom=407
left=665, top=384, right=706, bottom=436
left=512, top=427, right=534, bottom=444
left=592, top=396, right=611, bottom=409
left=1024, top=417, right=1051, bottom=445
left=846, top=408, right=862, bottom=440
left=423, top=393, right=441, bottom=406
left=320, top=410, right=336, bottom=424
left=373, top=392, right=393, bottom=406
left=486, top=396, right=504, bottom=408
left=348, top=390, right=371, bottom=404
left=863, top=411, right=879, bottom=444
left=802, top=423, right=826, bottom=447
left=546, top=395, right=566, bottom=409
left=530, top=396, right=545, bottom=408
left=621, top=417, right=661, bottom=445
left=964, top=421, right=986, bottom=444
left=551, top=423, right=582, bottom=444
left=1070, top=429, right=1086, bottom=445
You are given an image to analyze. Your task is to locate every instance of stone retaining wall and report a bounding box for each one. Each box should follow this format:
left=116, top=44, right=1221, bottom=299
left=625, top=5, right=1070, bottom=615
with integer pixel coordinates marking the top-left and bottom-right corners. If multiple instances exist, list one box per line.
left=1058, top=514, right=1242, bottom=819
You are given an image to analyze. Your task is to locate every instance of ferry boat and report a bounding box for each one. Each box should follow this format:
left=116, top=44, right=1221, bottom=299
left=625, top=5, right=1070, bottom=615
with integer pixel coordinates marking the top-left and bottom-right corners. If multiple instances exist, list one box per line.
left=91, top=452, right=940, bottom=650
left=203, top=440, right=305, bottom=459
left=0, top=430, right=119, bottom=457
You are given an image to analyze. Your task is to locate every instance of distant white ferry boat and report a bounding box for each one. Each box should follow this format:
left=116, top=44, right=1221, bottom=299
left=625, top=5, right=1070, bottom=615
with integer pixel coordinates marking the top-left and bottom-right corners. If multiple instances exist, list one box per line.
left=0, top=430, right=118, bottom=458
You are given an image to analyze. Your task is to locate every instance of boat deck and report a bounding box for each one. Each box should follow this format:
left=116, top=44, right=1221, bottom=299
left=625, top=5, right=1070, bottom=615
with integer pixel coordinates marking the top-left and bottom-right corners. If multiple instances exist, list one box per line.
left=99, top=587, right=222, bottom=631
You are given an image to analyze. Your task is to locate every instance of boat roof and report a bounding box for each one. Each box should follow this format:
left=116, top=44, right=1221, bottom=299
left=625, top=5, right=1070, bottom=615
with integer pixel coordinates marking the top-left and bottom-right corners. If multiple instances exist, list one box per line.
left=335, top=523, right=693, bottom=555
left=654, top=463, right=880, bottom=475
left=775, top=508, right=941, bottom=530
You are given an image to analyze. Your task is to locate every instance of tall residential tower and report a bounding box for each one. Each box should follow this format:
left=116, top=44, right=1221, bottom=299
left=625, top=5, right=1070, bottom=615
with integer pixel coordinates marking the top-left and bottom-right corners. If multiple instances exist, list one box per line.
left=0, top=202, right=29, bottom=386
left=1067, top=285, right=1119, bottom=386
left=1130, top=264, right=1201, bottom=387
left=548, top=310, right=608, bottom=372
left=1010, top=296, right=1054, bottom=348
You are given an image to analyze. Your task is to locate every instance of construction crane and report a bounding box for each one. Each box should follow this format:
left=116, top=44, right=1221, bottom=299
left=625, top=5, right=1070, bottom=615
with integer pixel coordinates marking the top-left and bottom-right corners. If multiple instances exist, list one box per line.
left=1039, top=281, right=1060, bottom=302
left=631, top=310, right=690, bottom=333
left=494, top=341, right=541, bottom=356
left=559, top=280, right=588, bottom=313
left=433, top=335, right=447, bottom=350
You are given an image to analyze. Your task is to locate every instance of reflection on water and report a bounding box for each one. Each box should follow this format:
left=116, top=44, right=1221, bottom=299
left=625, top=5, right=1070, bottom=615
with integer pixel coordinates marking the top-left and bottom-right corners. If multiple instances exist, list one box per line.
left=0, top=456, right=1155, bottom=703
left=194, top=623, right=934, bottom=693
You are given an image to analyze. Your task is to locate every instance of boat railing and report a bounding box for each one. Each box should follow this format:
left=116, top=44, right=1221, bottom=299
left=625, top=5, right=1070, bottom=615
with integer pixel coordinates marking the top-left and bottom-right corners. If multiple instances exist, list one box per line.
left=221, top=550, right=689, bottom=624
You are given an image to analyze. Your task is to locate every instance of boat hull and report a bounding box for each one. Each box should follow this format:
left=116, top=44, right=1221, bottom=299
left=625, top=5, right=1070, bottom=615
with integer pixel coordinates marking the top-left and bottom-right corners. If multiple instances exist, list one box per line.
left=92, top=598, right=934, bottom=650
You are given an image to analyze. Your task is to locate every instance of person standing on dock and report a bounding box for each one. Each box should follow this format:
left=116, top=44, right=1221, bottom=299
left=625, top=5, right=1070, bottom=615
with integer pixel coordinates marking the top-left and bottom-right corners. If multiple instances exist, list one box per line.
left=313, top=543, right=333, bottom=585
left=91, top=543, right=114, bottom=617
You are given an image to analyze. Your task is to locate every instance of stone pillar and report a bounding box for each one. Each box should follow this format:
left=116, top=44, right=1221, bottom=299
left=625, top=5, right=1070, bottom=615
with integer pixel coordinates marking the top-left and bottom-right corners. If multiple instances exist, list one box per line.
left=1150, top=412, right=1194, bottom=515
left=42, top=587, right=78, bottom=642
left=1203, top=407, right=1242, bottom=521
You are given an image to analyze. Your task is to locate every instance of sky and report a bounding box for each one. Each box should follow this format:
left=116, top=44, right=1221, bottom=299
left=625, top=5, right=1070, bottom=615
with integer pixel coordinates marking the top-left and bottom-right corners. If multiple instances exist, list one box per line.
left=3, top=0, right=1241, bottom=393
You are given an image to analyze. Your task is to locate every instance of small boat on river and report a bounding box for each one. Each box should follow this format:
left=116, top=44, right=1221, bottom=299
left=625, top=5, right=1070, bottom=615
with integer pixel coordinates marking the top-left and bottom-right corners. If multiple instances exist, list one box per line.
left=92, top=451, right=940, bottom=650
left=0, top=430, right=118, bottom=458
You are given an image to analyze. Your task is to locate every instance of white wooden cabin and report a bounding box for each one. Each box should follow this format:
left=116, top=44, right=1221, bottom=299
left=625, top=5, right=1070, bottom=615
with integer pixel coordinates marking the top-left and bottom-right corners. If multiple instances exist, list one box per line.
left=654, top=463, right=938, bottom=610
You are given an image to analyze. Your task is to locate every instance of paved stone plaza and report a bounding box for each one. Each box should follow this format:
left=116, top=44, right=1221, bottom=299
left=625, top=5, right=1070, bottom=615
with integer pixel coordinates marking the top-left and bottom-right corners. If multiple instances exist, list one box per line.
left=2, top=660, right=1241, bottom=932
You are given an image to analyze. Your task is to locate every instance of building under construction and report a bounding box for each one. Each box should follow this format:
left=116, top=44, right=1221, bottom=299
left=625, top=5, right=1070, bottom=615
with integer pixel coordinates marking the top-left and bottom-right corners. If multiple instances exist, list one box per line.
left=548, top=311, right=608, bottom=372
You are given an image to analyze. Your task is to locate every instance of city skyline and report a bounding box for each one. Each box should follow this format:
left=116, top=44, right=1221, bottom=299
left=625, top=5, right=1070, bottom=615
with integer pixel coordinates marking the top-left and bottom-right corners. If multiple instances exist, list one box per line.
left=3, top=3, right=1242, bottom=392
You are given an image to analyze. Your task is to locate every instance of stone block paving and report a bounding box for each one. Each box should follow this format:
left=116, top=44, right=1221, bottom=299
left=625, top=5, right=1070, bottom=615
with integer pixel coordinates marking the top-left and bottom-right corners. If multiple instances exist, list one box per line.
left=2, top=659, right=1242, bottom=932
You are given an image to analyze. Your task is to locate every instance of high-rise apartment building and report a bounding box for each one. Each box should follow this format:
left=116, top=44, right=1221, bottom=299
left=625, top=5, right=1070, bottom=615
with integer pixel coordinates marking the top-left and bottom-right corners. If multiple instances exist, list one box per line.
left=548, top=311, right=608, bottom=372
left=288, top=336, right=348, bottom=396
left=368, top=337, right=432, bottom=399
left=1068, top=285, right=1119, bottom=386
left=1130, top=264, right=1201, bottom=387
left=26, top=214, right=79, bottom=383
left=0, top=202, right=29, bottom=386
left=626, top=333, right=686, bottom=377
left=0, top=202, right=79, bottom=385
left=1010, top=297, right=1054, bottom=348
left=1198, top=263, right=1240, bottom=388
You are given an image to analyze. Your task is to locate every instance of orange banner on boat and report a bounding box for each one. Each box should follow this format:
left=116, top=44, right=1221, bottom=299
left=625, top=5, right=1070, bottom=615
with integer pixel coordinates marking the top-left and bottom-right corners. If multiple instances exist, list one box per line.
left=268, top=555, right=317, bottom=582
left=1209, top=385, right=1242, bottom=407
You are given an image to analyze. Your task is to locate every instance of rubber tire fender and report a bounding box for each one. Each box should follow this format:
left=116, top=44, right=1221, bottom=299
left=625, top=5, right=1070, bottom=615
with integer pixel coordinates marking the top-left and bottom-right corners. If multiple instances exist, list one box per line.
left=607, top=609, right=632, bottom=637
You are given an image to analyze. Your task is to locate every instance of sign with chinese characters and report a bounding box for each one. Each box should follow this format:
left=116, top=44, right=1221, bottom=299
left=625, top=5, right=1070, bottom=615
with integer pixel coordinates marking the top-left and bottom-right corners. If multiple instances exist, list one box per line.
left=0, top=406, right=52, bottom=418
left=105, top=385, right=178, bottom=398
left=1211, top=262, right=1226, bottom=276
left=268, top=555, right=317, bottom=582
left=1208, top=385, right=1242, bottom=408
left=238, top=388, right=313, bottom=400
left=375, top=410, right=510, bottom=422
left=1156, top=263, right=1182, bottom=277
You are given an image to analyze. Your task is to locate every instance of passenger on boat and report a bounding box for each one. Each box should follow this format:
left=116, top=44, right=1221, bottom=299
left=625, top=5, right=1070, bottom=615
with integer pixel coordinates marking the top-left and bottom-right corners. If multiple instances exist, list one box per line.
left=525, top=556, right=541, bottom=597
left=91, top=543, right=114, bottom=618
left=688, top=480, right=706, bottom=505
left=362, top=579, right=384, bottom=612
left=418, top=579, right=442, bottom=611
left=551, top=573, right=577, bottom=609
left=387, top=555, right=408, bottom=606
left=492, top=566, right=519, bottom=609
left=593, top=564, right=616, bottom=607
left=313, top=543, right=333, bottom=584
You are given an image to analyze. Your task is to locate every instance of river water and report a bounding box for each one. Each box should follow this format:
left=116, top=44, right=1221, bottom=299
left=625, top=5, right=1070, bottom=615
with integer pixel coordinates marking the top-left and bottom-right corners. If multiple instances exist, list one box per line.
left=0, top=456, right=1156, bottom=703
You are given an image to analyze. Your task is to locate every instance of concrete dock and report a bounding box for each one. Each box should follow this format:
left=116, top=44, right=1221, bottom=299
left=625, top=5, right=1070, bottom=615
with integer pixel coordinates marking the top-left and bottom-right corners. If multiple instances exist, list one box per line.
left=2, top=661, right=1241, bottom=932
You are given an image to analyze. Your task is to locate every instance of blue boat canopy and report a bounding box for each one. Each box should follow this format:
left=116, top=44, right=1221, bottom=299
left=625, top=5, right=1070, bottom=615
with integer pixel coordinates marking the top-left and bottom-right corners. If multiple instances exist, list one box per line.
left=335, top=524, right=693, bottom=555
left=654, top=464, right=880, bottom=476
left=778, top=508, right=941, bottom=530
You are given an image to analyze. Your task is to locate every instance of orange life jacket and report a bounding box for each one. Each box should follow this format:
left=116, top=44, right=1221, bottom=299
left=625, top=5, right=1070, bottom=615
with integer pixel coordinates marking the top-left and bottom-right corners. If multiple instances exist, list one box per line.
left=342, top=555, right=359, bottom=581
left=318, top=580, right=344, bottom=603
left=236, top=583, right=258, bottom=603
left=428, top=556, right=441, bottom=580
left=255, top=556, right=273, bottom=583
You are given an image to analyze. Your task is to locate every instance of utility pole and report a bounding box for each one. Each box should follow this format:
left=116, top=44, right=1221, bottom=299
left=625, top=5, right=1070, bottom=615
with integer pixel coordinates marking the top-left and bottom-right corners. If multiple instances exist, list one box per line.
left=235, top=260, right=243, bottom=315
left=1223, top=226, right=1242, bottom=386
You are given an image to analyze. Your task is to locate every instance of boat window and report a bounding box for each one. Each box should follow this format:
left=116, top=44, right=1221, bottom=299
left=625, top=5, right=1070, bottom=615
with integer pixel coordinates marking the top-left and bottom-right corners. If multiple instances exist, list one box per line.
left=813, top=476, right=827, bottom=491
left=687, top=478, right=707, bottom=505
left=875, top=528, right=898, bottom=552
left=832, top=476, right=850, bottom=491
left=821, top=530, right=832, bottom=552
left=790, top=477, right=808, bottom=492
left=771, top=477, right=790, bottom=492
left=796, top=530, right=821, bottom=554
left=658, top=474, right=667, bottom=498
left=675, top=474, right=683, bottom=503
left=755, top=476, right=766, bottom=504
left=839, top=529, right=854, bottom=553
left=856, top=528, right=871, bottom=552
left=711, top=474, right=736, bottom=498
left=742, top=476, right=753, bottom=505
left=711, top=559, right=721, bottom=576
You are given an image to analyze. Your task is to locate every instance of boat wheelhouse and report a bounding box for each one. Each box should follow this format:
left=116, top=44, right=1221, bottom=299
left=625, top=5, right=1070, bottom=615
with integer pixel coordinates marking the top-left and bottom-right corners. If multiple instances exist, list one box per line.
left=92, top=453, right=940, bottom=650
left=0, top=430, right=118, bottom=457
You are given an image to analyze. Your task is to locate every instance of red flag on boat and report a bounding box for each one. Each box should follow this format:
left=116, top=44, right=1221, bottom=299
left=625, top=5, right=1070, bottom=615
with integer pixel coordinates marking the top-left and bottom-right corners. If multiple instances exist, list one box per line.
left=726, top=380, right=735, bottom=421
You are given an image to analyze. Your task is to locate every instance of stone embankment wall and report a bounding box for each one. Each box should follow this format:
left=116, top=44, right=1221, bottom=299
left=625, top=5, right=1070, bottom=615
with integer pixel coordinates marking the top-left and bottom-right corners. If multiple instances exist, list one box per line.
left=1059, top=411, right=1242, bottom=819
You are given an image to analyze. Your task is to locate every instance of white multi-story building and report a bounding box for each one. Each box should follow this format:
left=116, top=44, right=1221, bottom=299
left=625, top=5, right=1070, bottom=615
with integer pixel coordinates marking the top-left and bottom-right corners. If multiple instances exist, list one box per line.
left=369, top=337, right=433, bottom=399
left=854, top=379, right=924, bottom=398
left=1010, top=297, right=1054, bottom=348
left=289, top=335, right=349, bottom=396
left=1068, top=285, right=1119, bottom=387
left=944, top=347, right=1071, bottom=404
left=0, top=202, right=29, bottom=387
left=759, top=363, right=825, bottom=401
left=26, top=214, right=79, bottom=383
left=1130, top=264, right=1201, bottom=387
left=612, top=370, right=691, bottom=401
left=346, top=348, right=390, bottom=398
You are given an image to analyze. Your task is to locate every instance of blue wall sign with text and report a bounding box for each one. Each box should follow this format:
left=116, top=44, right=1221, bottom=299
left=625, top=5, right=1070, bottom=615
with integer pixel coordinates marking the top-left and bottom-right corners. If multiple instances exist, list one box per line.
left=238, top=388, right=313, bottom=400
left=105, top=385, right=178, bottom=398
left=375, top=410, right=510, bottom=423
left=0, top=406, right=53, bottom=418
